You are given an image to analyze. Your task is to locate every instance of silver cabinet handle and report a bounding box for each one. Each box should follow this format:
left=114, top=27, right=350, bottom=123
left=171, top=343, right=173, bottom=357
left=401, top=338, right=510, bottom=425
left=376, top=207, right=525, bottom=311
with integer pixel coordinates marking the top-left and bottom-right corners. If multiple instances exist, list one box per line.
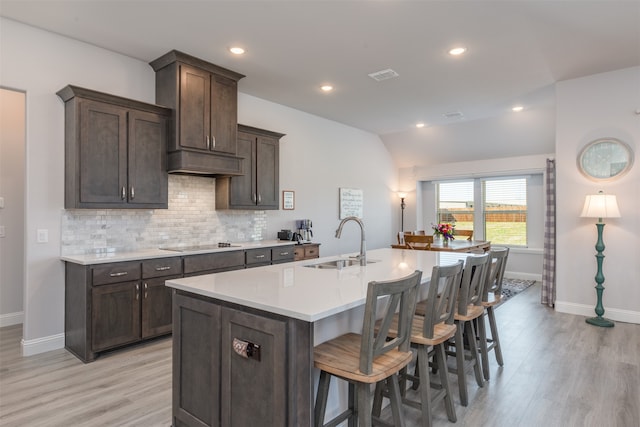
left=109, top=271, right=128, bottom=277
left=279, top=252, right=289, bottom=256
left=255, top=254, right=266, bottom=259
left=135, top=283, right=139, bottom=300
left=257, top=194, right=262, bottom=204
left=252, top=193, right=257, bottom=203
left=121, top=186, right=126, bottom=200
left=211, top=135, right=216, bottom=148
left=206, top=135, right=210, bottom=150
left=130, top=186, right=135, bottom=200
left=155, top=266, right=171, bottom=271
left=144, top=282, right=148, bottom=299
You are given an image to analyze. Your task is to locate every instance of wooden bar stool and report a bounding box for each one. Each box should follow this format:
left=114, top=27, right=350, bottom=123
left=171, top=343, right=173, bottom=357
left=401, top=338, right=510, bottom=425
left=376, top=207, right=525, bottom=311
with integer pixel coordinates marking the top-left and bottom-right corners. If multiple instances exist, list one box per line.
left=375, top=261, right=464, bottom=427
left=477, top=247, right=510, bottom=381
left=445, top=253, right=490, bottom=406
left=313, top=270, right=422, bottom=427
left=454, top=229, right=473, bottom=240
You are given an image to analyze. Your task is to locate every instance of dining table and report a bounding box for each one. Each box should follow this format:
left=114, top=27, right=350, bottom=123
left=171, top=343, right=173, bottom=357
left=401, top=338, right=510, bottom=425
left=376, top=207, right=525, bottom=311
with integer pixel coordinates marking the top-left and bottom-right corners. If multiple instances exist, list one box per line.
left=392, top=238, right=491, bottom=252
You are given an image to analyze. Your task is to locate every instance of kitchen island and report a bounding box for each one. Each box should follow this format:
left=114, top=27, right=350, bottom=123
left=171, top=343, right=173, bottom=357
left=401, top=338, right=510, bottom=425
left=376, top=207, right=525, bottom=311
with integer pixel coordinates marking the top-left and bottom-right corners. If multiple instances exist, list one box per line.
left=166, top=248, right=476, bottom=427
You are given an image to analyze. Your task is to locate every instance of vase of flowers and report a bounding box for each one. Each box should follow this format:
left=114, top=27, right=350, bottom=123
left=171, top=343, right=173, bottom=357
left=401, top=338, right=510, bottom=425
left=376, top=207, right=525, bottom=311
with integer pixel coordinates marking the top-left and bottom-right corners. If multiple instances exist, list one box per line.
left=432, top=223, right=455, bottom=245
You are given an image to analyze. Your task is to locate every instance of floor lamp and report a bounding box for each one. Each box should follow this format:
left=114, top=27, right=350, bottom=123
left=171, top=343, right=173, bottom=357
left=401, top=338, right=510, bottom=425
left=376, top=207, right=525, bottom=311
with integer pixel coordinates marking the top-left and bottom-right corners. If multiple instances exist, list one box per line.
left=580, top=191, right=621, bottom=328
left=398, top=192, right=407, bottom=232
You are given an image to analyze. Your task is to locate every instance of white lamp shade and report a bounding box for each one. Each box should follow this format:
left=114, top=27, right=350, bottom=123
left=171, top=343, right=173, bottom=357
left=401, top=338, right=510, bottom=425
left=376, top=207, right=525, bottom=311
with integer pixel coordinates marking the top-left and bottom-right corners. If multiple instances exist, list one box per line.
left=580, top=193, right=621, bottom=218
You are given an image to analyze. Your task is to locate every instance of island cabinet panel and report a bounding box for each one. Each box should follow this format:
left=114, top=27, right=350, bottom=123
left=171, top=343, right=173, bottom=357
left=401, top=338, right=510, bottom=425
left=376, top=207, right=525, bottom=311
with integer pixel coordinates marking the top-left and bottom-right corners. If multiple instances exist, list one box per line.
left=173, top=293, right=221, bottom=427
left=183, top=251, right=245, bottom=277
left=172, top=291, right=314, bottom=427
left=220, top=308, right=286, bottom=426
left=57, top=85, right=170, bottom=209
left=216, top=125, right=284, bottom=210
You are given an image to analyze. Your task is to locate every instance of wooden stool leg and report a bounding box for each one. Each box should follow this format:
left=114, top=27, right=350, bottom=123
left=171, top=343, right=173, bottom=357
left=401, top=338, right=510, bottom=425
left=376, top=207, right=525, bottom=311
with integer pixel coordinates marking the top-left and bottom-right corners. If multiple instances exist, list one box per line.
left=348, top=382, right=356, bottom=427
left=465, top=320, right=484, bottom=388
left=372, top=381, right=384, bottom=417
left=386, top=376, right=406, bottom=427
left=417, top=345, right=433, bottom=427
left=435, top=343, right=457, bottom=423
left=314, top=371, right=331, bottom=427
left=477, top=315, right=491, bottom=381
left=488, top=307, right=504, bottom=366
left=356, top=383, right=372, bottom=427
left=454, top=323, right=468, bottom=406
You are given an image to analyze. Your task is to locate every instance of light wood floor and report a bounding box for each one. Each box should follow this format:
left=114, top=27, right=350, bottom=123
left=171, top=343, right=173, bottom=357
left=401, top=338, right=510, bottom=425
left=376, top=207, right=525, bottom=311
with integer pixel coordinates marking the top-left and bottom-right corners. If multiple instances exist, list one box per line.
left=1, top=283, right=638, bottom=427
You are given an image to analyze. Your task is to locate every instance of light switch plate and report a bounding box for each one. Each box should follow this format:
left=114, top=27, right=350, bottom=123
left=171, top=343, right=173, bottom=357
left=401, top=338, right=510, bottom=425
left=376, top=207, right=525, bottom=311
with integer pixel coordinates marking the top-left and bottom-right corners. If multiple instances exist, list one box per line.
left=37, top=229, right=48, bottom=243
left=0, top=226, right=5, bottom=238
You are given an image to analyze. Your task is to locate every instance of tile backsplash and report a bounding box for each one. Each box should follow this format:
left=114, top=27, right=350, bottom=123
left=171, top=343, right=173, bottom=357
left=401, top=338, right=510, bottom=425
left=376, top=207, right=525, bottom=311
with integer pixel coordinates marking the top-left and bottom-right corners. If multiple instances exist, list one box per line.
left=61, top=175, right=267, bottom=255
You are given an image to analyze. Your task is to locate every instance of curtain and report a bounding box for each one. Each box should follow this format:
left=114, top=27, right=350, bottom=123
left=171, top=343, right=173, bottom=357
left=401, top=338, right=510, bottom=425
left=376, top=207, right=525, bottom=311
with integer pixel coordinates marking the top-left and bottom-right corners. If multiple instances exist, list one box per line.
left=541, top=158, right=556, bottom=307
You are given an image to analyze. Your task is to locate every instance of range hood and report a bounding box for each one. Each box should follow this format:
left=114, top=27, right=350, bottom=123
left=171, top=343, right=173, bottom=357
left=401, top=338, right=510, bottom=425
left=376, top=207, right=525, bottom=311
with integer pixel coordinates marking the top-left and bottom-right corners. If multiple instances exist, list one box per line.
left=167, top=150, right=245, bottom=176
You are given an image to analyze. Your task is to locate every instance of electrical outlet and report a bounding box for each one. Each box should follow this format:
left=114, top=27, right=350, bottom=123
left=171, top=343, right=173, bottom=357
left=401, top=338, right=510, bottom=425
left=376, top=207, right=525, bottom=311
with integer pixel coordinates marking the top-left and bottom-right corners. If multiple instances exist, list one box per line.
left=37, top=229, right=48, bottom=243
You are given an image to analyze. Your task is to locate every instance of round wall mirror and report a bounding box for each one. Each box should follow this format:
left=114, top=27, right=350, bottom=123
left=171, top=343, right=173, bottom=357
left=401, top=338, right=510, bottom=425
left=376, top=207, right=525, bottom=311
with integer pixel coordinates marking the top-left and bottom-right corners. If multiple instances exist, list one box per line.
left=577, top=138, right=634, bottom=181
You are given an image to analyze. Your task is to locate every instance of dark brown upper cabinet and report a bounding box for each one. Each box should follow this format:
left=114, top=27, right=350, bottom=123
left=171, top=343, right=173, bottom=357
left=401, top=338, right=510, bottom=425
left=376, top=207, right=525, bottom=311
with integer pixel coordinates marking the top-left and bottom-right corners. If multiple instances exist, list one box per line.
left=150, top=50, right=246, bottom=176
left=57, top=85, right=171, bottom=209
left=216, top=125, right=284, bottom=210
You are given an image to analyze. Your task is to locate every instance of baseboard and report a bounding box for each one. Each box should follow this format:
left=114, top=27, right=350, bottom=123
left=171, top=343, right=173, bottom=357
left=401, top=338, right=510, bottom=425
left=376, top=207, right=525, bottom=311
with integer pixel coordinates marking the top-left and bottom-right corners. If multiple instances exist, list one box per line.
left=504, top=271, right=541, bottom=282
left=555, top=301, right=640, bottom=325
left=0, top=311, right=24, bottom=327
left=21, top=333, right=65, bottom=356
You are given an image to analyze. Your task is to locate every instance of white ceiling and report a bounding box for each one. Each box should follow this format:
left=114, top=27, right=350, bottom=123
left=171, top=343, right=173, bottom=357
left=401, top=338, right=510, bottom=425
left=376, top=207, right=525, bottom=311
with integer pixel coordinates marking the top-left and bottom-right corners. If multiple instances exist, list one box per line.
left=2, top=0, right=639, bottom=166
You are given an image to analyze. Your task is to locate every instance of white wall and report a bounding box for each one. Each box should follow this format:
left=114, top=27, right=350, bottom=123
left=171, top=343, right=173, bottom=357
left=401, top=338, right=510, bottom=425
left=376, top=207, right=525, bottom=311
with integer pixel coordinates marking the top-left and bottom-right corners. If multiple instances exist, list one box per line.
left=0, top=18, right=397, bottom=354
left=0, top=88, right=26, bottom=326
left=555, top=66, right=640, bottom=324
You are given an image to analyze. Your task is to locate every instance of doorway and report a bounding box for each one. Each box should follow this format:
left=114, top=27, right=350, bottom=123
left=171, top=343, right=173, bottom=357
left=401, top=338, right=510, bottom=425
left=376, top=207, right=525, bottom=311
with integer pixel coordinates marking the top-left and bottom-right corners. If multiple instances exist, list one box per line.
left=0, top=87, right=26, bottom=326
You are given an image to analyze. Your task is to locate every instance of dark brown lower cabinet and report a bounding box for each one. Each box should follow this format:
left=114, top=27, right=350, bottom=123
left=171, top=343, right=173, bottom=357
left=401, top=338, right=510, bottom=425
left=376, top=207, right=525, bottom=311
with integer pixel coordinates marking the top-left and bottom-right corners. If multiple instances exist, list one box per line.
left=172, top=291, right=313, bottom=427
left=91, top=280, right=141, bottom=352
left=142, top=275, right=180, bottom=338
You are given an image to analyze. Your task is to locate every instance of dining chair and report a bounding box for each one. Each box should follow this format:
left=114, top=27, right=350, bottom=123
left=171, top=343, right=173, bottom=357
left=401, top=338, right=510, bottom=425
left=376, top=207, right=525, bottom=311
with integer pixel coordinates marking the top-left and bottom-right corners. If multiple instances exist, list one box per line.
left=404, top=234, right=434, bottom=250
left=313, top=270, right=422, bottom=427
left=374, top=261, right=464, bottom=427
left=454, top=229, right=473, bottom=240
left=476, top=247, right=510, bottom=381
left=445, top=253, right=490, bottom=406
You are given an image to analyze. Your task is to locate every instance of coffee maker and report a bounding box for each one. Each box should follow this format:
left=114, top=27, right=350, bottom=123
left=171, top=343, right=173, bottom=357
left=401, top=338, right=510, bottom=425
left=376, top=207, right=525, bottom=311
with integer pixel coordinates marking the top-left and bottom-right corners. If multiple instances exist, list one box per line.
left=296, top=219, right=313, bottom=243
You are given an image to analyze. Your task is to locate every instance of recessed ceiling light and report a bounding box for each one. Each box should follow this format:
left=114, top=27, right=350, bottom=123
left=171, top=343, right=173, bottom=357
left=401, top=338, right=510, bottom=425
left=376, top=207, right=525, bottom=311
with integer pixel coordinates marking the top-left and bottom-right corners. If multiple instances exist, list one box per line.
left=448, top=47, right=467, bottom=56
left=512, top=106, right=524, bottom=112
left=416, top=123, right=426, bottom=128
left=320, top=85, right=333, bottom=92
left=229, top=47, right=245, bottom=55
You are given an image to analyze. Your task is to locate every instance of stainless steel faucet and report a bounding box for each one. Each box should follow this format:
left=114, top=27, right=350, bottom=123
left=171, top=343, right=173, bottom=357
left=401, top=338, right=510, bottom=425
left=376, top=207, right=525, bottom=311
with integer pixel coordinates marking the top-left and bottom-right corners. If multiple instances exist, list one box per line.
left=335, top=216, right=367, bottom=266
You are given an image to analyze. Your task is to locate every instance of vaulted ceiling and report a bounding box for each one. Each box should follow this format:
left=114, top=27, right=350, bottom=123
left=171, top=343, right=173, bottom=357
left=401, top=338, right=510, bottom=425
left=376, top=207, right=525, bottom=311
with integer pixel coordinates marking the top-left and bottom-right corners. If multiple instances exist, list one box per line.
left=2, top=1, right=639, bottom=167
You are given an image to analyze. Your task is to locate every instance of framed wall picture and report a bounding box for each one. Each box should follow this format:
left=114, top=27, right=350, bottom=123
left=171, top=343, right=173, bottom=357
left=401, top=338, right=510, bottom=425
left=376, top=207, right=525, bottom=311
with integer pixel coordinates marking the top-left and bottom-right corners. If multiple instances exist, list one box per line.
left=339, top=187, right=363, bottom=219
left=282, top=190, right=295, bottom=210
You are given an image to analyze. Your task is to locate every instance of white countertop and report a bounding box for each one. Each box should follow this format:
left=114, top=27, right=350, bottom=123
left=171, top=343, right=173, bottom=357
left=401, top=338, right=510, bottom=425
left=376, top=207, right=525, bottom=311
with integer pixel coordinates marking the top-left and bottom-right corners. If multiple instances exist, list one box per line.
left=61, top=240, right=297, bottom=265
left=166, top=248, right=477, bottom=323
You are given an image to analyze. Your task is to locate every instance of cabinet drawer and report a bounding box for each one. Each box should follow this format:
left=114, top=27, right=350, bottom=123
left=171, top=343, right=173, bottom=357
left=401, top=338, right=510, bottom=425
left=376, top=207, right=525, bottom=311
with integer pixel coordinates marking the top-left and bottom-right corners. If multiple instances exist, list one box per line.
left=304, top=245, right=319, bottom=259
left=142, top=257, right=183, bottom=278
left=184, top=251, right=245, bottom=275
left=245, top=248, right=272, bottom=265
left=271, top=246, right=295, bottom=262
left=92, top=262, right=141, bottom=286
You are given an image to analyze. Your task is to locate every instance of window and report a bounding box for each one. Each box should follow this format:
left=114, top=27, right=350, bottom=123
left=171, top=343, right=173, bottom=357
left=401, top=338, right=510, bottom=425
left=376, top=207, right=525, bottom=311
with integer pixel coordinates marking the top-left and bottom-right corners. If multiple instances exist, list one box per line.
left=436, top=176, right=528, bottom=246
left=482, top=178, right=527, bottom=246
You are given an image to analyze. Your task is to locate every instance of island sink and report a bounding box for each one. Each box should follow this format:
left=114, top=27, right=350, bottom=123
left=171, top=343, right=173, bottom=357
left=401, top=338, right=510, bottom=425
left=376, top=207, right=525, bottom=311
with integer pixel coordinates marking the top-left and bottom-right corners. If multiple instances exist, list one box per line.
left=303, top=258, right=378, bottom=269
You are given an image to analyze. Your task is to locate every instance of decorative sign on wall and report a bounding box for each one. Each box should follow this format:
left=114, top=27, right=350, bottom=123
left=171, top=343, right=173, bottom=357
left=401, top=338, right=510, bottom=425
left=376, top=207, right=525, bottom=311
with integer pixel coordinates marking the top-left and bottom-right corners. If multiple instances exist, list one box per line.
left=339, top=187, right=363, bottom=219
left=282, top=190, right=295, bottom=210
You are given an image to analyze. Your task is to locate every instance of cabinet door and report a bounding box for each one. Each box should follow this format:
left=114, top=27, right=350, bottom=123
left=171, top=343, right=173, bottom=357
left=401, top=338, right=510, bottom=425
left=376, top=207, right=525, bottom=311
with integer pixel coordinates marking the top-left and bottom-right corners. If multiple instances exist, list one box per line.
left=210, top=74, right=238, bottom=155
left=79, top=100, right=127, bottom=205
left=173, top=293, right=221, bottom=427
left=128, top=110, right=168, bottom=207
left=228, top=131, right=257, bottom=207
left=179, top=64, right=210, bottom=151
left=91, top=281, right=141, bottom=352
left=141, top=276, right=176, bottom=338
left=256, top=135, right=279, bottom=208
left=220, top=308, right=287, bottom=427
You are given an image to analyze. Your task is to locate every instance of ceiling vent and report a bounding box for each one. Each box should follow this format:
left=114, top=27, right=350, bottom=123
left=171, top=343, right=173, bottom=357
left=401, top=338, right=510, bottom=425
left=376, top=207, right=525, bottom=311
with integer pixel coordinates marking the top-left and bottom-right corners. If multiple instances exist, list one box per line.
left=368, top=69, right=399, bottom=82
left=443, top=111, right=464, bottom=119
